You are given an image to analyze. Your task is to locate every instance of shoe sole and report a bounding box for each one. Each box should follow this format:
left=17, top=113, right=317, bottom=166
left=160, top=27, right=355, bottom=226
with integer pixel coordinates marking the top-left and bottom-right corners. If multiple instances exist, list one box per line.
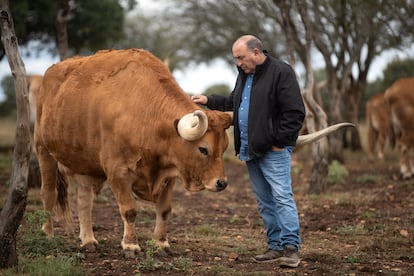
left=251, top=257, right=282, bottom=263
left=279, top=259, right=300, bottom=268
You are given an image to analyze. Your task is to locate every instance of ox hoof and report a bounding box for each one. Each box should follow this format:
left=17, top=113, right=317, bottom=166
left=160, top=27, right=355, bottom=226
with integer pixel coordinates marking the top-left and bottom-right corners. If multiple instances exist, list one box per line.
left=156, top=247, right=176, bottom=257
left=121, top=242, right=142, bottom=258
left=81, top=242, right=98, bottom=253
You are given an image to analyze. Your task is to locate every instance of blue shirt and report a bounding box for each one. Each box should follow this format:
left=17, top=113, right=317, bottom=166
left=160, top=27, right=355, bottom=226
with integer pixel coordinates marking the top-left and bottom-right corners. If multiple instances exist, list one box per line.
left=238, top=74, right=253, bottom=161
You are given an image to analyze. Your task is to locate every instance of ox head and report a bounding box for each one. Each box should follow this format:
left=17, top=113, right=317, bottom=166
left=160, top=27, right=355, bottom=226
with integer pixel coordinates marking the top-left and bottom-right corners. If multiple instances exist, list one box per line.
left=174, top=110, right=232, bottom=192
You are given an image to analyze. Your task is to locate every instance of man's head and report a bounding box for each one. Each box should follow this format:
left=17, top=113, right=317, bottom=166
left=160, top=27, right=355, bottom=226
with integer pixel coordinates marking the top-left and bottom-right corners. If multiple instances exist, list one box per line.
left=232, top=35, right=266, bottom=74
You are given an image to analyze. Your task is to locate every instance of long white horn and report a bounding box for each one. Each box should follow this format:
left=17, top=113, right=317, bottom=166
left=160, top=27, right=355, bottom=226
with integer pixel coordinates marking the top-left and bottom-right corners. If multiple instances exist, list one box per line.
left=177, top=110, right=208, bottom=141
left=297, top=123, right=355, bottom=145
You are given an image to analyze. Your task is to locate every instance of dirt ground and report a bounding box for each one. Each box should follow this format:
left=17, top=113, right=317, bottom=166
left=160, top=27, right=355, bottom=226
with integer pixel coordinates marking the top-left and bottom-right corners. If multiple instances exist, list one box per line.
left=1, top=147, right=414, bottom=275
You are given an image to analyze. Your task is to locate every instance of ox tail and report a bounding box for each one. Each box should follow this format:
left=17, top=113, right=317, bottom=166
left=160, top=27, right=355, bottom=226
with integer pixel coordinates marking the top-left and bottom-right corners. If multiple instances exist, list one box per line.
left=387, top=121, right=397, bottom=150
left=296, top=122, right=355, bottom=145
left=55, top=169, right=75, bottom=235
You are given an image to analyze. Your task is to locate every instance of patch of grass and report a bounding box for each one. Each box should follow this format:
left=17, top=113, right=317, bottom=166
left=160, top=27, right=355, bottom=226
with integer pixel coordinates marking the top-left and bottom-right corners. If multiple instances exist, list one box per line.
left=8, top=210, right=88, bottom=275
left=335, top=225, right=367, bottom=236
left=193, top=224, right=217, bottom=236
left=137, top=240, right=194, bottom=274
left=136, top=229, right=153, bottom=241
left=327, top=160, right=349, bottom=184
left=20, top=210, right=75, bottom=258
left=365, top=223, right=386, bottom=233
left=229, top=214, right=240, bottom=224
left=137, top=239, right=162, bottom=272
left=356, top=174, right=382, bottom=184
left=167, top=256, right=193, bottom=272
left=360, top=210, right=376, bottom=220
left=344, top=255, right=362, bottom=264
left=17, top=255, right=86, bottom=276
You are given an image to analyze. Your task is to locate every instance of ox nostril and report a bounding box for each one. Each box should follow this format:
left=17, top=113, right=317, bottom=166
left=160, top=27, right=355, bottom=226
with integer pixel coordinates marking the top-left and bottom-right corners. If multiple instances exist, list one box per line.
left=216, top=179, right=227, bottom=191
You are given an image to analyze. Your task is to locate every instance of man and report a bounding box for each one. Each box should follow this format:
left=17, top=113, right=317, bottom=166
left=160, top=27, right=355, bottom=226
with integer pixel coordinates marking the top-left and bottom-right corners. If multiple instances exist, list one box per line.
left=191, top=35, right=305, bottom=268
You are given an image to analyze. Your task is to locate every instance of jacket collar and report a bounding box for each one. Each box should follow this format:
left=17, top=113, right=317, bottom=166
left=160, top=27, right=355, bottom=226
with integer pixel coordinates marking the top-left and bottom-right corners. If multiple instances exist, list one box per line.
left=236, top=53, right=270, bottom=78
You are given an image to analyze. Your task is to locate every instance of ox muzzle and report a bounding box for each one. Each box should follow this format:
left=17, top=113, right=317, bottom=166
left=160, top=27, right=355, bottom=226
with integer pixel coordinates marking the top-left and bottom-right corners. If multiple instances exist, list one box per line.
left=216, top=179, right=227, bottom=191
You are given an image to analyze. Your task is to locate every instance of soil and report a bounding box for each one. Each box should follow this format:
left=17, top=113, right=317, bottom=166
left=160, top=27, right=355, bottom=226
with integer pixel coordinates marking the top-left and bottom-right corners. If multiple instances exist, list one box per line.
left=2, top=148, right=414, bottom=275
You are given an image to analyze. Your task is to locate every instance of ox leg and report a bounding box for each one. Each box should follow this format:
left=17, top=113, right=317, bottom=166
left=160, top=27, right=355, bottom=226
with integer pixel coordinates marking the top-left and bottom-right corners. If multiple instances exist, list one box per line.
left=36, top=146, right=58, bottom=237
left=377, top=131, right=387, bottom=160
left=76, top=175, right=101, bottom=249
left=153, top=179, right=175, bottom=254
left=367, top=126, right=379, bottom=160
left=399, top=142, right=411, bottom=179
left=407, top=133, right=414, bottom=179
left=108, top=177, right=141, bottom=254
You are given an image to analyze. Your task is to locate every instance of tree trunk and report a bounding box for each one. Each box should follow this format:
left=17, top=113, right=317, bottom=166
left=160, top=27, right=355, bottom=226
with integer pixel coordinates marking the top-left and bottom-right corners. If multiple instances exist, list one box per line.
left=326, top=76, right=345, bottom=162
left=309, top=141, right=329, bottom=194
left=296, top=0, right=329, bottom=194
left=303, top=83, right=329, bottom=194
left=0, top=0, right=31, bottom=268
left=346, top=76, right=363, bottom=150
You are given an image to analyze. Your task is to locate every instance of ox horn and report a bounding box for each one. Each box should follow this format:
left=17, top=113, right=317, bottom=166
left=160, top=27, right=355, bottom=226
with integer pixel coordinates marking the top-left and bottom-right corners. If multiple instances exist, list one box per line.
left=177, top=110, right=208, bottom=141
left=297, top=122, right=355, bottom=145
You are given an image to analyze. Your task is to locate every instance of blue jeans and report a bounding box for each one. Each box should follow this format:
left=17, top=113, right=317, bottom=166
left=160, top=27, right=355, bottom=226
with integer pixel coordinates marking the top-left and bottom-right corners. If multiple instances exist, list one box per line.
left=246, top=146, right=301, bottom=251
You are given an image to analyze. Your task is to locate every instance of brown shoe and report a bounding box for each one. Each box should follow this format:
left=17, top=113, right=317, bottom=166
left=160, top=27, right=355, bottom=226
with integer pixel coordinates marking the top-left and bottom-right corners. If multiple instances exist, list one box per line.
left=253, top=249, right=284, bottom=263
left=279, top=245, right=300, bottom=268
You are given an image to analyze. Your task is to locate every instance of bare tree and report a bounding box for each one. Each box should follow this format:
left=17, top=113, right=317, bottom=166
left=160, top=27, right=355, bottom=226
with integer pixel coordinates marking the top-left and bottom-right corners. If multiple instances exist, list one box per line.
left=276, top=0, right=329, bottom=193
left=0, top=0, right=31, bottom=268
left=297, top=0, right=330, bottom=193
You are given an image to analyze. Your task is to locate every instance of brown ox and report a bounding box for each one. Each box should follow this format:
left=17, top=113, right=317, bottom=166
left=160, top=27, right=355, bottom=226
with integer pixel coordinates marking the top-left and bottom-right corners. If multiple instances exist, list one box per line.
left=365, top=92, right=392, bottom=160
left=384, top=77, right=414, bottom=179
left=34, top=48, right=353, bottom=255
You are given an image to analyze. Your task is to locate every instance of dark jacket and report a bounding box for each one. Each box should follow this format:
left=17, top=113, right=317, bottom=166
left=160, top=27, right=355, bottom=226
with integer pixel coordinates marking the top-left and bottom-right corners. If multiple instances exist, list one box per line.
left=206, top=54, right=305, bottom=159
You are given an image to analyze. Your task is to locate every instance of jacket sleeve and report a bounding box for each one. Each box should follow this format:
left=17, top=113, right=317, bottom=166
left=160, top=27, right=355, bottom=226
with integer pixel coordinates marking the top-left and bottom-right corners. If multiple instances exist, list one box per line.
left=206, top=94, right=234, bottom=111
left=273, top=64, right=306, bottom=146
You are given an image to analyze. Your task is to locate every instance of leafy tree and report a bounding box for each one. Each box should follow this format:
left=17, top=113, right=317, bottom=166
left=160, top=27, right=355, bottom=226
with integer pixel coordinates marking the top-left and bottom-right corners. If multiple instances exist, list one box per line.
left=0, top=0, right=129, bottom=60
left=115, top=9, right=185, bottom=71
left=203, top=84, right=231, bottom=97
left=136, top=0, right=285, bottom=69
left=381, top=58, right=414, bottom=88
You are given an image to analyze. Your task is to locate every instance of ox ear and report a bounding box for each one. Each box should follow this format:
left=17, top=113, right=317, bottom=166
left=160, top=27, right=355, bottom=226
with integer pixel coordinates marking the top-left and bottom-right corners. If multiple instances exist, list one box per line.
left=205, top=110, right=233, bottom=129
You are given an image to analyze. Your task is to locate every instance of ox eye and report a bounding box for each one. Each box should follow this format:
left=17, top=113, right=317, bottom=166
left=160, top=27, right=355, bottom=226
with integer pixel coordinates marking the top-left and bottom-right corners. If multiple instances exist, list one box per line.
left=198, top=147, right=208, bottom=156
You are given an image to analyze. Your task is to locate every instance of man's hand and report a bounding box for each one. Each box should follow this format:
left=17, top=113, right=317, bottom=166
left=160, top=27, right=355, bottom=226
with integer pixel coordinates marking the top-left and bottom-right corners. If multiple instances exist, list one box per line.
left=191, top=95, right=208, bottom=105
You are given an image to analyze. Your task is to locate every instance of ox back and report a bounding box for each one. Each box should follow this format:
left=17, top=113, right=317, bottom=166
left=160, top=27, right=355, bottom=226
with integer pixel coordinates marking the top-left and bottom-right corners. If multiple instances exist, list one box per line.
left=34, top=48, right=232, bottom=254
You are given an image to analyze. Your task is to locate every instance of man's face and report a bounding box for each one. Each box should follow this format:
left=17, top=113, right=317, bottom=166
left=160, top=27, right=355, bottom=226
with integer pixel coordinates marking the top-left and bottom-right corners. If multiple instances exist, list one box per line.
left=232, top=43, right=258, bottom=74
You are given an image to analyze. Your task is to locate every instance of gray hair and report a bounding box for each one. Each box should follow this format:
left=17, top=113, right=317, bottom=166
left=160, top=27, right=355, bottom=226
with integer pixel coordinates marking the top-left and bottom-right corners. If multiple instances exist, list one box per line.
left=246, top=37, right=263, bottom=52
